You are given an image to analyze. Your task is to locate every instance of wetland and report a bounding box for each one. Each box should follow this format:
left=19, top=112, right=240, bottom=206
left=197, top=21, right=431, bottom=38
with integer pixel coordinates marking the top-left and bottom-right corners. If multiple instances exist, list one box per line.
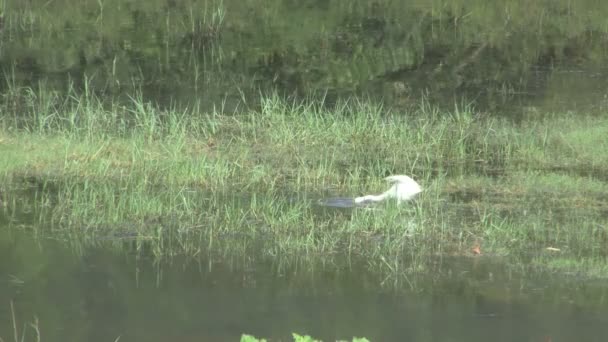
left=1, top=0, right=608, bottom=341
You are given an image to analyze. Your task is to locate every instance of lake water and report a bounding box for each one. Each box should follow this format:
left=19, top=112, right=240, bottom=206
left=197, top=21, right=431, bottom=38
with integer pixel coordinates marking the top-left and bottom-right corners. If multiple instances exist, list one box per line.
left=2, top=227, right=608, bottom=342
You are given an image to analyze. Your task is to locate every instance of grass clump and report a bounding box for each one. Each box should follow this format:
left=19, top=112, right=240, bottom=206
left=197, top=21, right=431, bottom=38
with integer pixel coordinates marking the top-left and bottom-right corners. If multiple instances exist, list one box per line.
left=1, top=86, right=607, bottom=278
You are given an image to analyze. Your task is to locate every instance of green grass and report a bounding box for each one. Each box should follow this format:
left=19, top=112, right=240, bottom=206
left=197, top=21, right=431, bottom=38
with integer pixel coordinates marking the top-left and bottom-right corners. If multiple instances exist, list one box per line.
left=241, top=333, right=370, bottom=342
left=1, top=85, right=607, bottom=279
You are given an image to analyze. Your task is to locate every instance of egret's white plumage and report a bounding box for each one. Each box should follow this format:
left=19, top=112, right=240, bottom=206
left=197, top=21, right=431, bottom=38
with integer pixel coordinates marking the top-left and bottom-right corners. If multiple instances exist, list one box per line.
left=354, top=175, right=422, bottom=205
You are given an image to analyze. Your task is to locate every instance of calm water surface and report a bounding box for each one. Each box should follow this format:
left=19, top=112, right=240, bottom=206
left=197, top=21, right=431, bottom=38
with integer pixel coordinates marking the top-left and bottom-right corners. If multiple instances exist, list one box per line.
left=2, top=228, right=608, bottom=342
left=5, top=1, right=608, bottom=117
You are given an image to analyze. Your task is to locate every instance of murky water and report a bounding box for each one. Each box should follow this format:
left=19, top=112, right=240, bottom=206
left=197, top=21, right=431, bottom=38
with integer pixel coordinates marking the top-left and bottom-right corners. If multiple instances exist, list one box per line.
left=4, top=1, right=608, bottom=116
left=2, top=227, right=608, bottom=342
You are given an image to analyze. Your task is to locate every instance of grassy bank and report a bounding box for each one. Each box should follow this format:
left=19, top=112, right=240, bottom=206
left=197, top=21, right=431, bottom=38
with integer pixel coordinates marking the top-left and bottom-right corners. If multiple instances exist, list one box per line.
left=1, top=87, right=607, bottom=278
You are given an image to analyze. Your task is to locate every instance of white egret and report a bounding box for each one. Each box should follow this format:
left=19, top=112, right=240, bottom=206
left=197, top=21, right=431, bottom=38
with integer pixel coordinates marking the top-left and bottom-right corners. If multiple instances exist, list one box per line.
left=354, top=175, right=422, bottom=205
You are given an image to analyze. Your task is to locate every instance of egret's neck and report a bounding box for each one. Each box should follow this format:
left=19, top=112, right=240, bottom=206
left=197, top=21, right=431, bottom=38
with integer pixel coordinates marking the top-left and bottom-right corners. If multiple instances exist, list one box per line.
left=354, top=191, right=391, bottom=204
left=353, top=177, right=421, bottom=205
left=381, top=185, right=399, bottom=200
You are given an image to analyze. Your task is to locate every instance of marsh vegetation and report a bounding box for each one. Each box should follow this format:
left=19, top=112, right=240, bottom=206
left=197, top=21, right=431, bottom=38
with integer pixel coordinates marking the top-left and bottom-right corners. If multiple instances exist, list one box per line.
left=1, top=85, right=607, bottom=279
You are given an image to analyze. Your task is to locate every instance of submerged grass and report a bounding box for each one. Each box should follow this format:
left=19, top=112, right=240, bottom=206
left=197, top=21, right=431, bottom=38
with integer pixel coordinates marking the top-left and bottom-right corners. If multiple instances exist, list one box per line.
left=1, top=86, right=607, bottom=278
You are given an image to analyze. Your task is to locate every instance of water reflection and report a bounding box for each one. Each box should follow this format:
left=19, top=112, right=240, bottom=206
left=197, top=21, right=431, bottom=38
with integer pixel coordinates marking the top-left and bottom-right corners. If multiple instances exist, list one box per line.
left=318, top=197, right=356, bottom=208
left=2, top=228, right=608, bottom=342
left=5, top=1, right=608, bottom=117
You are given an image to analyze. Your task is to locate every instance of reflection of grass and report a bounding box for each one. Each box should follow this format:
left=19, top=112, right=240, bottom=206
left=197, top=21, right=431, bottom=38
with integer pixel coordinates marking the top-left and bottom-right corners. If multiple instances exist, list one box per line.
left=532, top=256, right=608, bottom=279
left=2, top=301, right=41, bottom=342
left=1, top=87, right=608, bottom=278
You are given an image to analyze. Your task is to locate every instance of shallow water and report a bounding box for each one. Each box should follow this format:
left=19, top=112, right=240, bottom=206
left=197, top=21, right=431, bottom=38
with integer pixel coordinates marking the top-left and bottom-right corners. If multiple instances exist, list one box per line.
left=5, top=1, right=608, bottom=117
left=2, top=228, right=608, bottom=342
left=318, top=197, right=356, bottom=208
